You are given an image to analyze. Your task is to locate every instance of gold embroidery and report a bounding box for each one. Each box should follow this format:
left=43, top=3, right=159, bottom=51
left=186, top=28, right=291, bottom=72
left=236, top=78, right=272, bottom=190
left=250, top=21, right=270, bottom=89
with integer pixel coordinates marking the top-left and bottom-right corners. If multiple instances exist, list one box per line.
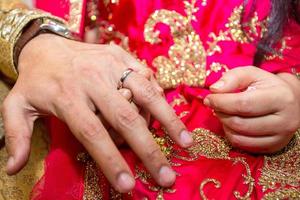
left=77, top=153, right=103, bottom=200
left=232, top=157, right=255, bottom=200
left=262, top=188, right=300, bottom=200
left=135, top=166, right=176, bottom=200
left=144, top=2, right=268, bottom=89
left=187, top=128, right=231, bottom=159
left=178, top=111, right=190, bottom=118
left=199, top=178, right=221, bottom=200
left=170, top=95, right=188, bottom=107
left=259, top=131, right=300, bottom=198
left=0, top=121, right=48, bottom=200
left=68, top=0, right=84, bottom=33
left=144, top=0, right=207, bottom=89
left=264, top=37, right=292, bottom=60
left=109, top=188, right=122, bottom=200
left=207, top=6, right=267, bottom=56
left=145, top=128, right=255, bottom=199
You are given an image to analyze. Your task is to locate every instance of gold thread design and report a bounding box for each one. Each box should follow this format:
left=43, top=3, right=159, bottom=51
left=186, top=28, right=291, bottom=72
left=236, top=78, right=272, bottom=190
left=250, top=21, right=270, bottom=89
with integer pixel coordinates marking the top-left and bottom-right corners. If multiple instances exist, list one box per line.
left=77, top=153, right=103, bottom=200
left=259, top=131, right=300, bottom=199
left=262, top=188, right=300, bottom=200
left=143, top=2, right=269, bottom=89
left=68, top=0, right=84, bottom=33
left=199, top=179, right=221, bottom=200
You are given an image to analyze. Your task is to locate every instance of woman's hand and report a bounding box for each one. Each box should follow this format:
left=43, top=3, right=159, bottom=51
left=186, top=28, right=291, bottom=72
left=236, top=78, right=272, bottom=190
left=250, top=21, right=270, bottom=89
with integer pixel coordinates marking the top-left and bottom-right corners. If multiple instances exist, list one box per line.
left=204, top=66, right=300, bottom=153
left=1, top=34, right=194, bottom=192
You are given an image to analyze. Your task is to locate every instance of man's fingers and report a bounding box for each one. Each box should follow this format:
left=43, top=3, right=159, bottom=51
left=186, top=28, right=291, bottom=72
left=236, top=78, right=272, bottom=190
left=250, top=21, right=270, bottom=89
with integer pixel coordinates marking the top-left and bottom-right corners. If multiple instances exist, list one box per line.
left=55, top=101, right=135, bottom=193
left=1, top=94, right=33, bottom=175
left=117, top=49, right=164, bottom=96
left=90, top=91, right=176, bottom=187
left=124, top=72, right=193, bottom=148
left=216, top=112, right=282, bottom=136
left=209, top=66, right=272, bottom=93
left=204, top=88, right=281, bottom=116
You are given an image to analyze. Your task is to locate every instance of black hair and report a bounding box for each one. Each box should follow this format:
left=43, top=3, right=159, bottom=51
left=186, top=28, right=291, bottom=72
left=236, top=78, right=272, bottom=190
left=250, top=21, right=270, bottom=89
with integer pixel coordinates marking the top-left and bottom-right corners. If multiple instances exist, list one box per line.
left=250, top=0, right=300, bottom=65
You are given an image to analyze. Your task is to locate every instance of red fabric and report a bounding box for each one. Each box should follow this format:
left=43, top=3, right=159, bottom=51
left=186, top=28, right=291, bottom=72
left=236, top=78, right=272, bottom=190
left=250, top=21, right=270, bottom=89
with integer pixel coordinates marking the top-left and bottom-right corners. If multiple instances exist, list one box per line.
left=32, top=0, right=300, bottom=199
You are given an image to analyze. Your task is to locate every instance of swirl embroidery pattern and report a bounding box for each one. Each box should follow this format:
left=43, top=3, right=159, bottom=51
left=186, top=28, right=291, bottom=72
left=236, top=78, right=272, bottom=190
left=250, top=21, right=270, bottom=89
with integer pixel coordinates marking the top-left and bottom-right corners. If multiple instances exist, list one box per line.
left=144, top=1, right=268, bottom=89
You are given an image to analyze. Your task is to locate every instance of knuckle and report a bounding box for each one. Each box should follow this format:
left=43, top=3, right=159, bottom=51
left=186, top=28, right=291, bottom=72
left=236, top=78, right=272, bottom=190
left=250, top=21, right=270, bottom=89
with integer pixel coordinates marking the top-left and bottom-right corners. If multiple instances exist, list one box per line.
left=226, top=134, right=241, bottom=148
left=115, top=106, right=140, bottom=129
left=284, top=119, right=299, bottom=133
left=53, top=93, right=75, bottom=111
left=145, top=145, right=162, bottom=161
left=79, top=122, right=104, bottom=141
left=140, top=68, right=153, bottom=79
left=283, top=89, right=296, bottom=105
left=236, top=95, right=252, bottom=114
left=167, top=115, right=184, bottom=132
left=139, top=82, right=160, bottom=104
left=230, top=117, right=246, bottom=132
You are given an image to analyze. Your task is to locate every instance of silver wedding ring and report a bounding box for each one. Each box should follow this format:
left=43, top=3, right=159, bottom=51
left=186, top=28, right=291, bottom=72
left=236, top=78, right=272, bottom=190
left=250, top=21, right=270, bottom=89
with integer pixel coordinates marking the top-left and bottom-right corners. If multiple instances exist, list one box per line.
left=117, top=68, right=134, bottom=89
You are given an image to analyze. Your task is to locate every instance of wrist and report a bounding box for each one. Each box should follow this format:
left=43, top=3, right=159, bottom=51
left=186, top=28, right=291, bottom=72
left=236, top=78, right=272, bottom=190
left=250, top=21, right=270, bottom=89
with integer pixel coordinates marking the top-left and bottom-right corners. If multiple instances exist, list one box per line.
left=15, top=18, right=73, bottom=70
left=18, top=33, right=64, bottom=73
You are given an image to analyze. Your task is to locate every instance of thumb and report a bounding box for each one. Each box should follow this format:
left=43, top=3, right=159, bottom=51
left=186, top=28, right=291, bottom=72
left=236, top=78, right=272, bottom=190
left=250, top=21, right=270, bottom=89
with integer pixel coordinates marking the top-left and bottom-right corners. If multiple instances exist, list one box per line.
left=209, top=66, right=271, bottom=93
left=1, top=94, right=34, bottom=175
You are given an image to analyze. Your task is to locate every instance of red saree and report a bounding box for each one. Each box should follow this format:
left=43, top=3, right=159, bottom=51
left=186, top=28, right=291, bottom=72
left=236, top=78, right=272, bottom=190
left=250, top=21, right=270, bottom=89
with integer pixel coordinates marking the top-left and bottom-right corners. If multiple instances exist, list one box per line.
left=32, top=0, right=300, bottom=199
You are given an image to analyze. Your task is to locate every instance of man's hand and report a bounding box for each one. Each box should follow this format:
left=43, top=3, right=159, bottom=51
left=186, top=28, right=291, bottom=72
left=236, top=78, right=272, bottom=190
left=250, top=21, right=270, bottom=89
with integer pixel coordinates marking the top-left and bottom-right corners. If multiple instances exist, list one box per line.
left=204, top=66, right=300, bottom=153
left=1, top=34, right=193, bottom=192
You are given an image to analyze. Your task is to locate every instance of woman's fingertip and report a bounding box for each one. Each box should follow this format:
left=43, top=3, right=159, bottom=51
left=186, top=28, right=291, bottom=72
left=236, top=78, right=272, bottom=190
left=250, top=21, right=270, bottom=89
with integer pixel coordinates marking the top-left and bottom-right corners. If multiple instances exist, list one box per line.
left=203, top=98, right=211, bottom=107
left=210, top=80, right=225, bottom=91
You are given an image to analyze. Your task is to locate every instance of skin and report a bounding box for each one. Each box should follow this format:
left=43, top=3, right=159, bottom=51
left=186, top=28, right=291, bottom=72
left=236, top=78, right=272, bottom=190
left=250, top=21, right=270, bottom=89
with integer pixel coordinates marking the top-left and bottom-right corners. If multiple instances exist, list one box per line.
left=204, top=66, right=300, bottom=153
left=2, top=34, right=300, bottom=192
left=1, top=34, right=194, bottom=193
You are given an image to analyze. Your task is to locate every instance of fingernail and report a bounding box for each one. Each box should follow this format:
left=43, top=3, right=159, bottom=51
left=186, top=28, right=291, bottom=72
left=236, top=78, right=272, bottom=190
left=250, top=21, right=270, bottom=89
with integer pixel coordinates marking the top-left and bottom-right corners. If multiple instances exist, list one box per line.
left=159, top=166, right=176, bottom=186
left=117, top=172, right=135, bottom=192
left=203, top=98, right=211, bottom=107
left=180, top=130, right=193, bottom=147
left=6, top=156, right=14, bottom=174
left=210, top=80, right=225, bottom=90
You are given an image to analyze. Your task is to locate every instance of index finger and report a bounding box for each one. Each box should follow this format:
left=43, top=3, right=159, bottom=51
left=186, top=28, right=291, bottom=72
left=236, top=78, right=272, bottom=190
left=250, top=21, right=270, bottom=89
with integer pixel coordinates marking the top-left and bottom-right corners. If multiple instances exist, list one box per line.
left=204, top=88, right=281, bottom=116
left=124, top=72, right=193, bottom=148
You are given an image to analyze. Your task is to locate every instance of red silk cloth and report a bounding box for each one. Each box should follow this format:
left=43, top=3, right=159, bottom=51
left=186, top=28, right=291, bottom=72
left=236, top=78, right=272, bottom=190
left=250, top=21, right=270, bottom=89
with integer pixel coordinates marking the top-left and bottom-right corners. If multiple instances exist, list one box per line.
left=32, top=0, right=300, bottom=199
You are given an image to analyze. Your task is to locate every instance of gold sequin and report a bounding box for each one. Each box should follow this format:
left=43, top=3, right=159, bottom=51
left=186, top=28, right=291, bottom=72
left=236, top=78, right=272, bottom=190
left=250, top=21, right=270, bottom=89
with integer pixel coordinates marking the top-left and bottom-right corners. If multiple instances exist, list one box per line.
left=144, top=0, right=207, bottom=89
left=187, top=128, right=231, bottom=159
left=259, top=132, right=300, bottom=199
left=264, top=37, right=291, bottom=60
left=262, top=188, right=300, bottom=200
left=78, top=153, right=103, bottom=200
left=170, top=95, right=188, bottom=107
left=144, top=2, right=267, bottom=89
